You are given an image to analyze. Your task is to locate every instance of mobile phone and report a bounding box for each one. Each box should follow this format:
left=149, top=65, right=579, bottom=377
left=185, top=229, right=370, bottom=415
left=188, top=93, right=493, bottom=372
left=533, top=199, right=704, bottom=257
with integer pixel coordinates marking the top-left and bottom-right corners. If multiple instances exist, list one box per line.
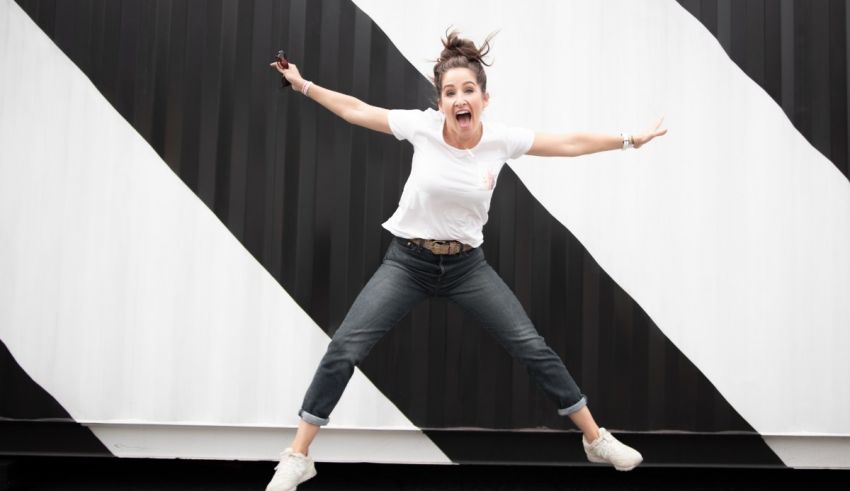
left=276, top=50, right=291, bottom=88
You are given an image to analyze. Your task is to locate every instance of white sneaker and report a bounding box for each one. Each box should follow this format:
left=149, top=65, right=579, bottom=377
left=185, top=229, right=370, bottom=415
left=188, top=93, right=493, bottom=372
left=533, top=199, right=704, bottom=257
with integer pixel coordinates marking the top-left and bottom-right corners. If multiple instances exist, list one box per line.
left=582, top=428, right=643, bottom=471
left=265, top=448, right=317, bottom=491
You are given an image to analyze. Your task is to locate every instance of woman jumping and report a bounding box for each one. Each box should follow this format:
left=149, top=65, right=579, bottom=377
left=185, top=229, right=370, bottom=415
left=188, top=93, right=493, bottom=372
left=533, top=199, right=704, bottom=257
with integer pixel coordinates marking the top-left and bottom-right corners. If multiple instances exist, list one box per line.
left=266, top=30, right=667, bottom=491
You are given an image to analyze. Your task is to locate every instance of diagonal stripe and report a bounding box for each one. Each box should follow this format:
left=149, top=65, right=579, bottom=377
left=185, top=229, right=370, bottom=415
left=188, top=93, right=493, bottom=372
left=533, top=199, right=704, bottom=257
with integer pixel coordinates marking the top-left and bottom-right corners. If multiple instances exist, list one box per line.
left=0, top=0, right=448, bottom=463
left=354, top=0, right=850, bottom=468
left=6, top=0, right=805, bottom=468
left=0, top=340, right=112, bottom=457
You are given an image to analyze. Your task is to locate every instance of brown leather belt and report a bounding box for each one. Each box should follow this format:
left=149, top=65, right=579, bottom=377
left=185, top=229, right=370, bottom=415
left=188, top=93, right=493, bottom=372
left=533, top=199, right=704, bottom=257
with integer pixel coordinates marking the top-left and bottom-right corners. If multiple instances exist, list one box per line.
left=406, top=238, right=474, bottom=255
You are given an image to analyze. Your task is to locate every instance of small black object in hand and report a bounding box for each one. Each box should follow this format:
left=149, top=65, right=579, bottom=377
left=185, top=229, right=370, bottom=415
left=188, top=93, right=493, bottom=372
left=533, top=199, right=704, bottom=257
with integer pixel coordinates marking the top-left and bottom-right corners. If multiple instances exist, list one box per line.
left=276, top=50, right=290, bottom=88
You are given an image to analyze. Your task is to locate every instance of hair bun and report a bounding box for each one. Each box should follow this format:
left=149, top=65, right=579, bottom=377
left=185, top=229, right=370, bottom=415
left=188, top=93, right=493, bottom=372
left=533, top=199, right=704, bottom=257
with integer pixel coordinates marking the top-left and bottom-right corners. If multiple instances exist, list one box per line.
left=432, top=29, right=498, bottom=101
left=439, top=30, right=492, bottom=66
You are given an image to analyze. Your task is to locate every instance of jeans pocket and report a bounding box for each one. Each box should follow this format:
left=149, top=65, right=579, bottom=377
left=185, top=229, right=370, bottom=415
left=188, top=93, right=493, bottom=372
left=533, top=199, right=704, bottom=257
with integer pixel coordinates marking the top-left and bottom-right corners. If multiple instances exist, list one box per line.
left=384, top=241, right=397, bottom=261
left=392, top=236, right=412, bottom=250
left=388, top=237, right=412, bottom=260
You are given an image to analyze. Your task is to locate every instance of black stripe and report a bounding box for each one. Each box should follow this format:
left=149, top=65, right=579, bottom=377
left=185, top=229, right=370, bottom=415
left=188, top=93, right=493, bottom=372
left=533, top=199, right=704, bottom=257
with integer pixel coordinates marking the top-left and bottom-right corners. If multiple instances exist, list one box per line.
left=0, top=340, right=112, bottom=456
left=424, top=429, right=782, bottom=467
left=11, top=0, right=802, bottom=466
left=678, top=0, right=849, bottom=179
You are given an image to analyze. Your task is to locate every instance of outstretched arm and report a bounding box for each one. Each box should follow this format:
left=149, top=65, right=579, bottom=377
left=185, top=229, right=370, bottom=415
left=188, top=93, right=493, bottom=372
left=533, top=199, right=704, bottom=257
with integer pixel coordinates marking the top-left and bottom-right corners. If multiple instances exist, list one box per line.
left=270, top=61, right=392, bottom=135
left=527, top=117, right=667, bottom=157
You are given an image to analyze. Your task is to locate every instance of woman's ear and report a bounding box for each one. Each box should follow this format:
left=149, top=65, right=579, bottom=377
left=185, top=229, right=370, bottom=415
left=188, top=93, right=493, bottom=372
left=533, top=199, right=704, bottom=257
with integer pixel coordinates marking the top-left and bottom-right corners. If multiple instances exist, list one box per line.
left=483, top=92, right=490, bottom=109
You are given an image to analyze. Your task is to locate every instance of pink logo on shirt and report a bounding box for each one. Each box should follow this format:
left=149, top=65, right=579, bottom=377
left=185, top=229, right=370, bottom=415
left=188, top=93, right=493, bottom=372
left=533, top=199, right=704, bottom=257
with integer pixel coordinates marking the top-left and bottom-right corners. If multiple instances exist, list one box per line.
left=481, top=169, right=496, bottom=191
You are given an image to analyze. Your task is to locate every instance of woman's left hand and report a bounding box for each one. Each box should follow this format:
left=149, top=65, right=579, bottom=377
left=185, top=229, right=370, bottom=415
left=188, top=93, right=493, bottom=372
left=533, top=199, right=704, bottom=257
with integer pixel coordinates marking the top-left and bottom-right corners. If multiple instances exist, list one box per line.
left=633, top=116, right=668, bottom=149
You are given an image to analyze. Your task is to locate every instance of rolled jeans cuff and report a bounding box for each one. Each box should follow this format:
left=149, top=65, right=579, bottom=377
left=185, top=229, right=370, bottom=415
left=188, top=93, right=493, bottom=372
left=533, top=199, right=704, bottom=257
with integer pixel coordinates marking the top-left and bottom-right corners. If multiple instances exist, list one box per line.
left=299, top=409, right=329, bottom=426
left=557, top=395, right=587, bottom=416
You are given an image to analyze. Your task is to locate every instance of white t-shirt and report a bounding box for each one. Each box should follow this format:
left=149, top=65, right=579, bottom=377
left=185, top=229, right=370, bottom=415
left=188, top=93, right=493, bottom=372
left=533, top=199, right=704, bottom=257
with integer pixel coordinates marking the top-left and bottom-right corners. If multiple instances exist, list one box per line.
left=382, top=108, right=534, bottom=248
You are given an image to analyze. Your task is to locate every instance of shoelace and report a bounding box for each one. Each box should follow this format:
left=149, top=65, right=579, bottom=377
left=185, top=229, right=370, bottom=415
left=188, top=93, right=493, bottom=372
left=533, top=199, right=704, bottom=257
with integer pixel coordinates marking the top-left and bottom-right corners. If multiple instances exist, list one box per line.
left=274, top=452, right=299, bottom=470
left=592, top=433, right=617, bottom=458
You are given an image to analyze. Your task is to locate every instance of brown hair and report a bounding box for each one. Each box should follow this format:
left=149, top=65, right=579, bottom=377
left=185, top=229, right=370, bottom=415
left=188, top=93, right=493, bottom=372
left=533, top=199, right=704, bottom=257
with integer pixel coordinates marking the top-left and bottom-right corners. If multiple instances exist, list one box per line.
left=433, top=29, right=497, bottom=101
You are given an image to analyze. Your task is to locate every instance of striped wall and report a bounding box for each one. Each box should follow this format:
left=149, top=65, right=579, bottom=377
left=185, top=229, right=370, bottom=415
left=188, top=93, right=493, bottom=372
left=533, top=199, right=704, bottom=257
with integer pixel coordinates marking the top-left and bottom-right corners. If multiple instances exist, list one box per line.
left=0, top=0, right=448, bottom=464
left=354, top=0, right=850, bottom=467
left=1, top=0, right=848, bottom=468
left=681, top=0, right=849, bottom=181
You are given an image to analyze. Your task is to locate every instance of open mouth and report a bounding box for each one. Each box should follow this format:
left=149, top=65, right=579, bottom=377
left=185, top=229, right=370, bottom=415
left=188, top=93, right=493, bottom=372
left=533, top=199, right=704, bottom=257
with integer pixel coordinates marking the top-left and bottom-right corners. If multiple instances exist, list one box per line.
left=456, top=110, right=472, bottom=129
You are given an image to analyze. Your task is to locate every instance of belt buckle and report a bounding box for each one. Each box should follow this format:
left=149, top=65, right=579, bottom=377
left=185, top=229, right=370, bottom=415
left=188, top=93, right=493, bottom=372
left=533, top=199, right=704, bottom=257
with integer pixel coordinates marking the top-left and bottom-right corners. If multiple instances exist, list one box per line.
left=431, top=240, right=459, bottom=255
left=429, top=240, right=445, bottom=255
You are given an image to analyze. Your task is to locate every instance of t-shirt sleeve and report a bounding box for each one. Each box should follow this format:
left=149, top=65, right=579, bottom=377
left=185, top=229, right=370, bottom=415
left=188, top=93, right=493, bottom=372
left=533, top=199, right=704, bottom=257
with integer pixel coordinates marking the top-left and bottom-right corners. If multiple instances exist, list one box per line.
left=504, top=125, right=535, bottom=160
left=387, top=109, right=426, bottom=141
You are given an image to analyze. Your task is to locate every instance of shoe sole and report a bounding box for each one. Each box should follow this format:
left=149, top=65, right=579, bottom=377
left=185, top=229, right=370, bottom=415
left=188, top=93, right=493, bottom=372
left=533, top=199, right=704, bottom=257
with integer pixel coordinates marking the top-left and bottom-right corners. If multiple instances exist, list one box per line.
left=586, top=454, right=642, bottom=471
left=301, top=467, right=317, bottom=483
left=266, top=466, right=317, bottom=491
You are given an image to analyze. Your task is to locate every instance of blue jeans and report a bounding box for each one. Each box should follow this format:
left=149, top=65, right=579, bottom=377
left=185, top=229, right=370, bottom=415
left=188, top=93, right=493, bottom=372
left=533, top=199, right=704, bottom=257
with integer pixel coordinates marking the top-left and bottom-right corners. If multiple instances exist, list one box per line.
left=299, top=236, right=587, bottom=426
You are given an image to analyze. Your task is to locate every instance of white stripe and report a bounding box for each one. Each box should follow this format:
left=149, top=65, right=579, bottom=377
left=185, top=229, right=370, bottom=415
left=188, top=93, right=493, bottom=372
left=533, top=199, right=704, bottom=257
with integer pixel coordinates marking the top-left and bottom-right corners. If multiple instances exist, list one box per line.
left=86, top=424, right=452, bottom=463
left=0, top=0, right=448, bottom=464
left=762, top=436, right=850, bottom=469
left=355, top=0, right=850, bottom=468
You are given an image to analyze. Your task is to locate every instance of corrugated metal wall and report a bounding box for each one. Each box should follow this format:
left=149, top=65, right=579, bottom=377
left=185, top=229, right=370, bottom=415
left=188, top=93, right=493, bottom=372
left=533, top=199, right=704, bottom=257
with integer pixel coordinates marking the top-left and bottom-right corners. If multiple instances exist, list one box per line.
left=11, top=0, right=845, bottom=439
left=679, top=0, right=848, bottom=180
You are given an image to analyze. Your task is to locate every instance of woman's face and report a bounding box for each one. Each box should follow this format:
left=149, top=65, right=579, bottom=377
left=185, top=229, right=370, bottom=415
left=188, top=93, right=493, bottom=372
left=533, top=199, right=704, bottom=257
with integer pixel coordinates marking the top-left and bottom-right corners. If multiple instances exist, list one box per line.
left=438, top=67, right=489, bottom=140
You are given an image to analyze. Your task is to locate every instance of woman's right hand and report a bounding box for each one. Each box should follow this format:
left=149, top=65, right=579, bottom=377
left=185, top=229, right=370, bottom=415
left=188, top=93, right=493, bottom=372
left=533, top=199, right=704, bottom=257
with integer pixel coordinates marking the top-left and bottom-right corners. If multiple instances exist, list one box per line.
left=269, top=61, right=304, bottom=92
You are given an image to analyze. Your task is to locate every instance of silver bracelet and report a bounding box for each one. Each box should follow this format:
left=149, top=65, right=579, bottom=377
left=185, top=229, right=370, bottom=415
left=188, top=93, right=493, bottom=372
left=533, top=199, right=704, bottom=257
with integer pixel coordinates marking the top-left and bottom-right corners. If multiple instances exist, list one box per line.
left=621, top=133, right=633, bottom=150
